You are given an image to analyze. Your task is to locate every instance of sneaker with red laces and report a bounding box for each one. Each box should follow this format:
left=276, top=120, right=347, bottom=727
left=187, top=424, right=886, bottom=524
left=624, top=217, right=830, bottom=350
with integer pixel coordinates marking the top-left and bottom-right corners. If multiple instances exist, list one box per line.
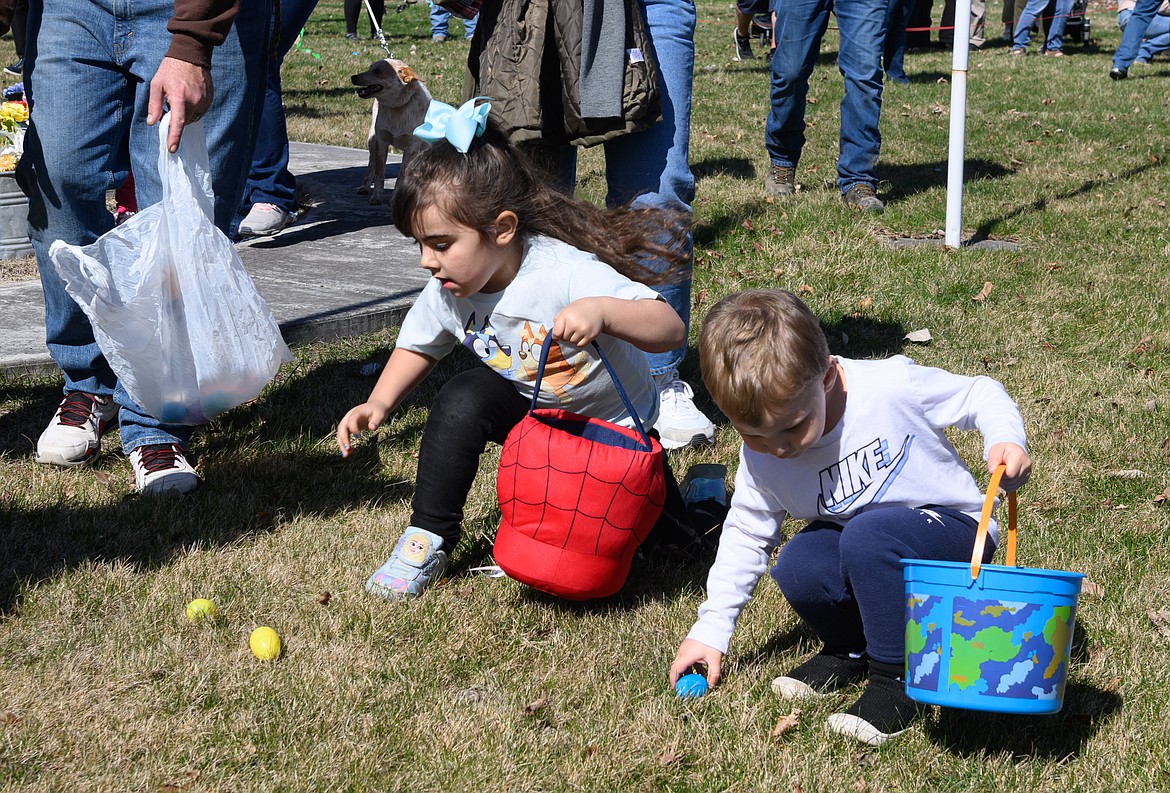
left=35, top=392, right=119, bottom=466
left=129, top=444, right=200, bottom=494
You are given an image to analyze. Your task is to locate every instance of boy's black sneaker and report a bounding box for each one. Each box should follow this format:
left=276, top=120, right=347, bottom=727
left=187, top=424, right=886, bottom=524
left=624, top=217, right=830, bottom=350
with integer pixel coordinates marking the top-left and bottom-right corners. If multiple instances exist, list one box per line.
left=4, top=58, right=23, bottom=77
left=772, top=650, right=869, bottom=699
left=827, top=661, right=925, bottom=746
left=733, top=29, right=755, bottom=61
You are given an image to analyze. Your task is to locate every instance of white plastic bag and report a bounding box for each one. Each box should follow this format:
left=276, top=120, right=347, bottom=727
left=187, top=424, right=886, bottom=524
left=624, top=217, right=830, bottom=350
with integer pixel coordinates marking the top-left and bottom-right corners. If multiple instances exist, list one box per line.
left=49, top=113, right=293, bottom=425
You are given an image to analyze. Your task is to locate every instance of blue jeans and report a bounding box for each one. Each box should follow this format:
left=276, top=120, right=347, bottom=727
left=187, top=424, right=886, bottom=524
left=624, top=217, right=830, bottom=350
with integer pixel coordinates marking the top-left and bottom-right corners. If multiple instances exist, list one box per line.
left=1117, top=7, right=1170, bottom=63
left=242, top=0, right=321, bottom=217
left=1012, top=0, right=1072, bottom=51
left=769, top=506, right=993, bottom=665
left=560, top=0, right=696, bottom=376
left=429, top=3, right=478, bottom=39
left=884, top=0, right=918, bottom=84
left=17, top=0, right=271, bottom=453
left=766, top=0, right=887, bottom=193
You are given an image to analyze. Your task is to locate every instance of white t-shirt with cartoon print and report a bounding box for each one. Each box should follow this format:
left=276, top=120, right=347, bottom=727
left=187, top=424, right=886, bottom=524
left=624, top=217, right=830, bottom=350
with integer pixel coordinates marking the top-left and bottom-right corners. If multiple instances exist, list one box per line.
left=396, top=234, right=662, bottom=427
left=686, top=355, right=1029, bottom=654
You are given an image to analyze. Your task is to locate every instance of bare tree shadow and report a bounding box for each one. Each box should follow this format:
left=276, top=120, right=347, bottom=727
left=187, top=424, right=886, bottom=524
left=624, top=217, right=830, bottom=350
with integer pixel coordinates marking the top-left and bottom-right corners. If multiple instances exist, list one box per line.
left=0, top=344, right=493, bottom=616
left=971, top=161, right=1162, bottom=238
left=877, top=159, right=1012, bottom=203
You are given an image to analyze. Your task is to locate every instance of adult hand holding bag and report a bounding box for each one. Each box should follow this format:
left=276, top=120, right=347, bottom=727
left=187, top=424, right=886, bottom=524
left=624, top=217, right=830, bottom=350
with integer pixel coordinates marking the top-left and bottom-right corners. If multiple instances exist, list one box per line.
left=49, top=113, right=293, bottom=425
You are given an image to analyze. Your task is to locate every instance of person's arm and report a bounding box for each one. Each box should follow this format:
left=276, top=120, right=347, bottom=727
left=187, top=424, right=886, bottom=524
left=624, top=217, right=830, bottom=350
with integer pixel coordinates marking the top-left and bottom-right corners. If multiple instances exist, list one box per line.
left=147, top=0, right=241, bottom=152
left=336, top=348, right=437, bottom=456
left=669, top=455, right=788, bottom=689
left=911, top=359, right=1031, bottom=491
left=551, top=296, right=685, bottom=353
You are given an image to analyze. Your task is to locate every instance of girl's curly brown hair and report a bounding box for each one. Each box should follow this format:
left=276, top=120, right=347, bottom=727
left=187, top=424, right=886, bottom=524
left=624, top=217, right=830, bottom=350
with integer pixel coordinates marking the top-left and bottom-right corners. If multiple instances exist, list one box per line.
left=391, top=118, right=690, bottom=286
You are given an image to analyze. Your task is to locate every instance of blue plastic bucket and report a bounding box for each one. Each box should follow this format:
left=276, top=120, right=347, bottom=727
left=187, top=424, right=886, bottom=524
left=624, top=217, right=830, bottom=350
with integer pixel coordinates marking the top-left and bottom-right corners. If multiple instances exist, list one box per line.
left=903, top=558, right=1083, bottom=714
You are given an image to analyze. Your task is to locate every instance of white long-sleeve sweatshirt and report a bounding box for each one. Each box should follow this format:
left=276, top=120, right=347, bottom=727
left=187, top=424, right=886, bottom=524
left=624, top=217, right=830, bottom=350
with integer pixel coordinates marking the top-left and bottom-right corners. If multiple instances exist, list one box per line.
left=686, top=355, right=1028, bottom=654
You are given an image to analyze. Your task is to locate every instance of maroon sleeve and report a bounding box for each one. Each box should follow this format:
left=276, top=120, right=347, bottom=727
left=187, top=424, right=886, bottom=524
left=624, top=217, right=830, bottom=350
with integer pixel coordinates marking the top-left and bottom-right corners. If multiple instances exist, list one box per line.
left=164, top=0, right=242, bottom=70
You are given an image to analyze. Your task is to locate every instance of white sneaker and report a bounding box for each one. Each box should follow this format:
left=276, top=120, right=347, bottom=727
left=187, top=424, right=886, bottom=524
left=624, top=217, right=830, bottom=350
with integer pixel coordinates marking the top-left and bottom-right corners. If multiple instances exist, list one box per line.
left=652, top=371, right=715, bottom=450
left=238, top=202, right=293, bottom=237
left=35, top=392, right=120, bottom=466
left=129, top=444, right=200, bottom=494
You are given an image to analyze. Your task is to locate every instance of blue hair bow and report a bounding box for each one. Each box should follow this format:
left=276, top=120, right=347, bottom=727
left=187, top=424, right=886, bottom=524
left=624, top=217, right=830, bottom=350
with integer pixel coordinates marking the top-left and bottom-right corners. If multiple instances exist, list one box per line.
left=413, top=97, right=491, bottom=153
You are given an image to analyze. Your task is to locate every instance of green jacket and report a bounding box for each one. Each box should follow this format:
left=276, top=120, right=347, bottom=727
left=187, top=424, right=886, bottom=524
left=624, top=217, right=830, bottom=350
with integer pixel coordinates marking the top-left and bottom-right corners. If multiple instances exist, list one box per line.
left=464, top=0, right=662, bottom=147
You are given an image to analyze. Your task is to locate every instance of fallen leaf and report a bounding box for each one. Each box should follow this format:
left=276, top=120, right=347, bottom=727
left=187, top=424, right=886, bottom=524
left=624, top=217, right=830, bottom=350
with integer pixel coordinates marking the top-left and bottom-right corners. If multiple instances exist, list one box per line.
left=317, top=591, right=331, bottom=605
left=742, top=218, right=755, bottom=231
left=0, top=710, right=18, bottom=724
left=857, top=296, right=873, bottom=310
left=1150, top=609, right=1170, bottom=641
left=94, top=470, right=111, bottom=485
left=807, top=96, right=818, bottom=104
left=772, top=267, right=785, bottom=278
left=854, top=782, right=869, bottom=793
left=658, top=751, right=685, bottom=766
left=1133, top=335, right=1153, bottom=354
left=524, top=697, right=548, bottom=715
left=694, top=289, right=708, bottom=307
left=904, top=328, right=932, bottom=344
left=797, top=284, right=814, bottom=295
left=1102, top=675, right=1122, bottom=693
left=1051, top=429, right=1065, bottom=440
left=773, top=708, right=801, bottom=739
left=1154, top=486, right=1170, bottom=506
left=1081, top=579, right=1104, bottom=599
left=972, top=281, right=994, bottom=301
left=793, top=782, right=804, bottom=793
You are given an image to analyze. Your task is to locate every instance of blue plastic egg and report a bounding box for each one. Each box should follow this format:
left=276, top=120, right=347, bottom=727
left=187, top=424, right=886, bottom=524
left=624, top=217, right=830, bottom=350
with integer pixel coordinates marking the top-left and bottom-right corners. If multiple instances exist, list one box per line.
left=675, top=673, right=709, bottom=699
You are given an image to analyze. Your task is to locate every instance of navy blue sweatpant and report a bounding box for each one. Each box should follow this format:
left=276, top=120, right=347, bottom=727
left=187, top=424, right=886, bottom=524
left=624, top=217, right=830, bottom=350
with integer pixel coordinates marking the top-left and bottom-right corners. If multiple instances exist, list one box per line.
left=769, top=506, right=995, bottom=665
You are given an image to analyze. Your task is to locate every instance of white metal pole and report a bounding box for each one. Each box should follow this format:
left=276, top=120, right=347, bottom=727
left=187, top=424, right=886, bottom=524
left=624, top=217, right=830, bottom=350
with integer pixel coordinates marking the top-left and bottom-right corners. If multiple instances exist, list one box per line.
left=944, top=0, right=973, bottom=249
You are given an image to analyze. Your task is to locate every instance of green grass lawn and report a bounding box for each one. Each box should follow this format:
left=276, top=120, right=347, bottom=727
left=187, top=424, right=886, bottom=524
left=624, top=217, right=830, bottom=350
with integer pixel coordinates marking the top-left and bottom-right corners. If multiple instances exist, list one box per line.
left=2, top=1, right=1169, bottom=789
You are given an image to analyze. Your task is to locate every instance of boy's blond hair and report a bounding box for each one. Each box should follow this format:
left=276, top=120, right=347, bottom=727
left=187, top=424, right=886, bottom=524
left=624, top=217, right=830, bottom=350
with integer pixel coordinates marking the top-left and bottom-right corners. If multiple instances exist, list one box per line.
left=699, top=290, right=830, bottom=425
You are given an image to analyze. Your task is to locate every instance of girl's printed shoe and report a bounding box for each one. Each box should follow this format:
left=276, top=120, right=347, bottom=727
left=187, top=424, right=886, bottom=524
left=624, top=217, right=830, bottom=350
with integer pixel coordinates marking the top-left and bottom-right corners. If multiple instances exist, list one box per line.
left=366, top=527, right=450, bottom=598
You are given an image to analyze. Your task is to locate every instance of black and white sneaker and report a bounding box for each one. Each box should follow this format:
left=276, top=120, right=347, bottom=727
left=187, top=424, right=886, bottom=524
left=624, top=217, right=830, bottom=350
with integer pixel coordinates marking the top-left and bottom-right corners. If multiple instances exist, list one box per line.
left=772, top=650, right=869, bottom=699
left=827, top=663, right=925, bottom=746
left=733, top=29, right=755, bottom=61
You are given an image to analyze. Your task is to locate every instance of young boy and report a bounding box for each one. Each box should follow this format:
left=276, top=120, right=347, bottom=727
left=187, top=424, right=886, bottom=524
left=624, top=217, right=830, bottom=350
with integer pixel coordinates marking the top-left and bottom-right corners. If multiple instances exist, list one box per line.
left=669, top=290, right=1031, bottom=745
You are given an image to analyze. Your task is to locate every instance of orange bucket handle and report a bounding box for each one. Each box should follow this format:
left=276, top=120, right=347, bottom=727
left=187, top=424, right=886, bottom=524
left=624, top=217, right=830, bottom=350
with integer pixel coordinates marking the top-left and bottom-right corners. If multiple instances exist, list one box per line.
left=969, top=464, right=1019, bottom=579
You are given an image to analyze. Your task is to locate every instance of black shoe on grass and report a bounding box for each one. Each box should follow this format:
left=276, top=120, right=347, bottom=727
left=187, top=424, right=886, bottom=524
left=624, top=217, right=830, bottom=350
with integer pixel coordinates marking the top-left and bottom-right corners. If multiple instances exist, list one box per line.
left=772, top=650, right=869, bottom=699
left=827, top=661, right=925, bottom=746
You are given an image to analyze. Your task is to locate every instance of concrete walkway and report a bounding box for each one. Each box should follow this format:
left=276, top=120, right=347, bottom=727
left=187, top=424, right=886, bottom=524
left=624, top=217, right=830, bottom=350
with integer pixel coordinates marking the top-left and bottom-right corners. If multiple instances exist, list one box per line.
left=0, top=142, right=426, bottom=377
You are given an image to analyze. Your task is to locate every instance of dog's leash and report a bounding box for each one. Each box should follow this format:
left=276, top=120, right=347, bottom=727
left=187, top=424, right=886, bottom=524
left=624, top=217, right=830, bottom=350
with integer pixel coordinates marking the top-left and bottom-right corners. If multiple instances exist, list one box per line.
left=362, top=0, right=394, bottom=56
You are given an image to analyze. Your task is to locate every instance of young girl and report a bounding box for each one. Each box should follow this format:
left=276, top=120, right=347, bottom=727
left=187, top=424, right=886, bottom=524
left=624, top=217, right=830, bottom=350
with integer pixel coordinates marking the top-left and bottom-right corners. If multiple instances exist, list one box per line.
left=337, top=100, right=716, bottom=599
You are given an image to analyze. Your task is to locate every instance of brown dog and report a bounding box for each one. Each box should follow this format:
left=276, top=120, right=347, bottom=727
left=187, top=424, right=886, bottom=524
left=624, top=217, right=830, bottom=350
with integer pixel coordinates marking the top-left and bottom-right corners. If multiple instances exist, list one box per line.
left=351, top=58, right=432, bottom=205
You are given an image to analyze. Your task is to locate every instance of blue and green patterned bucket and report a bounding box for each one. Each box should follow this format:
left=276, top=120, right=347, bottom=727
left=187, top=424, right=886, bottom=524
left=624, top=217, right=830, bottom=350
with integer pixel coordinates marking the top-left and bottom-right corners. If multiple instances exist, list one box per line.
left=902, top=468, right=1083, bottom=714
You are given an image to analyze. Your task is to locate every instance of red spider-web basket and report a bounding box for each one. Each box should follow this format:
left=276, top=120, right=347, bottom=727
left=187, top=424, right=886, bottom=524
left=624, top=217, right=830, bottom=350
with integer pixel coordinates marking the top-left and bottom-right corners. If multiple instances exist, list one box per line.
left=495, top=340, right=665, bottom=600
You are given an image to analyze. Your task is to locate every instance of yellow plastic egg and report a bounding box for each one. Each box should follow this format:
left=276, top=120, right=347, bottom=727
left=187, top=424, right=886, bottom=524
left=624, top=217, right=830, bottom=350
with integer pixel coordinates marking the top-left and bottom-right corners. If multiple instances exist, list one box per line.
left=249, top=626, right=281, bottom=660
left=185, top=598, right=217, bottom=623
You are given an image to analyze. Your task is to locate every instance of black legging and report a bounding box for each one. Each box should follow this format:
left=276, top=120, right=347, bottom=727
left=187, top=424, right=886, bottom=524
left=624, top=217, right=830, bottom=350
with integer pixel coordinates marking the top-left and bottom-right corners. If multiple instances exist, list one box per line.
left=12, top=0, right=28, bottom=57
left=408, top=365, right=700, bottom=557
left=344, top=0, right=385, bottom=37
